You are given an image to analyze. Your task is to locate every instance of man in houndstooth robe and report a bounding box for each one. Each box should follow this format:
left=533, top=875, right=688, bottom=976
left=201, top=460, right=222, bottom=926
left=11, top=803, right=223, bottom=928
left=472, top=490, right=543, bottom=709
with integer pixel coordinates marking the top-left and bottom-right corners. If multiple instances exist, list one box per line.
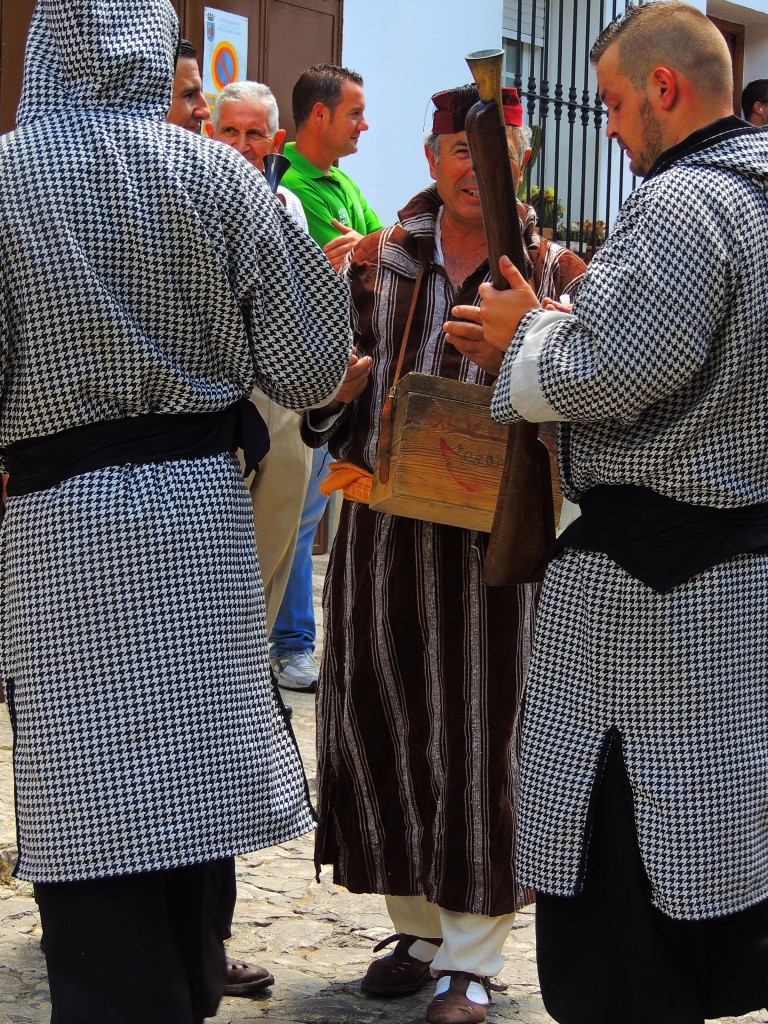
left=0, top=2, right=351, bottom=1021
left=448, top=3, right=768, bottom=1021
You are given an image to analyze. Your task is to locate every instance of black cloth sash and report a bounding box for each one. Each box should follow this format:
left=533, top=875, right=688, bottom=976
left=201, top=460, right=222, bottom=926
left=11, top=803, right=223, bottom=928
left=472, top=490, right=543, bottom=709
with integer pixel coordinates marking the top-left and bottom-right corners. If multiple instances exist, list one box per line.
left=4, top=398, right=269, bottom=497
left=551, top=485, right=768, bottom=593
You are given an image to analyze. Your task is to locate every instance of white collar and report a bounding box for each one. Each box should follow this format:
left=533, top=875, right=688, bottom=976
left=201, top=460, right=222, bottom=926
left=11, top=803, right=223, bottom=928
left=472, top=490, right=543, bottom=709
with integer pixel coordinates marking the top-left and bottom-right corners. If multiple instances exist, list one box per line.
left=433, top=206, right=445, bottom=266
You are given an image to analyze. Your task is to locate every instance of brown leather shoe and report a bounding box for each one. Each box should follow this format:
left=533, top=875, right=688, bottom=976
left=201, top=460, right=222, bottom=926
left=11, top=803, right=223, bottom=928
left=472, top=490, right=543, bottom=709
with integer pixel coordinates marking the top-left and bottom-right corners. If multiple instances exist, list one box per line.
left=224, top=957, right=275, bottom=996
left=361, top=933, right=441, bottom=997
left=425, top=972, right=491, bottom=1023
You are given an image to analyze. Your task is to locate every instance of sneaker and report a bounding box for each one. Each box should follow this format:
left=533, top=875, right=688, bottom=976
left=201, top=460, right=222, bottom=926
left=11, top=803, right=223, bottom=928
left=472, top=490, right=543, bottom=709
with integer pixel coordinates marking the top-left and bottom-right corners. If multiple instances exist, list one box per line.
left=269, top=651, right=318, bottom=693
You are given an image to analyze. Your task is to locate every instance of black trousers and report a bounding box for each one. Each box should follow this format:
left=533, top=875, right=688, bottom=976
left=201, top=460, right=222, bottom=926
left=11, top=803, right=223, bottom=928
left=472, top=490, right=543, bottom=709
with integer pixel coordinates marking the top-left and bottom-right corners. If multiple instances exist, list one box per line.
left=34, top=857, right=236, bottom=1024
left=536, top=733, right=768, bottom=1024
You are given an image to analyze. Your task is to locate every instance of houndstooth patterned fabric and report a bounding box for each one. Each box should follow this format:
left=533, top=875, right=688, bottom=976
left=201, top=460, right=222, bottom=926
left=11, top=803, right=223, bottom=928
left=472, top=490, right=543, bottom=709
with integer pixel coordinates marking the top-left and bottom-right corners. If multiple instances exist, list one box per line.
left=491, top=119, right=768, bottom=919
left=2, top=455, right=316, bottom=880
left=518, top=547, right=768, bottom=920
left=2, top=1, right=350, bottom=454
left=0, top=0, right=351, bottom=882
left=492, top=120, right=768, bottom=510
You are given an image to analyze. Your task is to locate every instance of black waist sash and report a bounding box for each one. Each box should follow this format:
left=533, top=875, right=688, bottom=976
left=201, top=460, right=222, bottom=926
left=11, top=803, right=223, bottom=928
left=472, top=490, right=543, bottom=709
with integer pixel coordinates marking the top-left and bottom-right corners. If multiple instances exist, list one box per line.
left=4, top=398, right=269, bottom=497
left=552, top=484, right=768, bottom=592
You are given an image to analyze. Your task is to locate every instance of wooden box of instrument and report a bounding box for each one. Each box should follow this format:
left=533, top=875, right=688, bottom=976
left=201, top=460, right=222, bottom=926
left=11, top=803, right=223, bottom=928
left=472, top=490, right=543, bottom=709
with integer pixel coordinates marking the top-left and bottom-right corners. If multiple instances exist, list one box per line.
left=370, top=372, right=562, bottom=532
left=370, top=372, right=506, bottom=531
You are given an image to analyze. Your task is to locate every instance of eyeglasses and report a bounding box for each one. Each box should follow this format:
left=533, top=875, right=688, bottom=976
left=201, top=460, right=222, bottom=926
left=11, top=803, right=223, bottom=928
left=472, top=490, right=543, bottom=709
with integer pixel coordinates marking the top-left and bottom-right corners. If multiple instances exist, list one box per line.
left=217, top=126, right=276, bottom=144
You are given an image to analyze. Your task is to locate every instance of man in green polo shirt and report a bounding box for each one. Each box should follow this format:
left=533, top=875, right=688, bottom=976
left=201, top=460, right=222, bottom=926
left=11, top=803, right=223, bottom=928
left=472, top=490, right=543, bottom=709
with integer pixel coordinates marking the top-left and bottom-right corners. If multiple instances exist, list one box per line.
left=270, top=64, right=381, bottom=695
left=282, top=63, right=382, bottom=269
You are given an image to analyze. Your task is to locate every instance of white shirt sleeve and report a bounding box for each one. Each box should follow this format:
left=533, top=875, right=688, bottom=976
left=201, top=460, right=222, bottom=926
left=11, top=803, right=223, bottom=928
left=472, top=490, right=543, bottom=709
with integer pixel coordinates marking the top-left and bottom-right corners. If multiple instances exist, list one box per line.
left=501, top=309, right=571, bottom=422
left=278, top=185, right=309, bottom=233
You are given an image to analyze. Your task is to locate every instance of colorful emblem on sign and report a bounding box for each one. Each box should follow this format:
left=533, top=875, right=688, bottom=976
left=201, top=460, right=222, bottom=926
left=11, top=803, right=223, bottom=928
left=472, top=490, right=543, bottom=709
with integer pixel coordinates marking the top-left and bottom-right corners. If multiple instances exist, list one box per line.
left=203, top=8, right=248, bottom=105
left=211, top=41, right=238, bottom=91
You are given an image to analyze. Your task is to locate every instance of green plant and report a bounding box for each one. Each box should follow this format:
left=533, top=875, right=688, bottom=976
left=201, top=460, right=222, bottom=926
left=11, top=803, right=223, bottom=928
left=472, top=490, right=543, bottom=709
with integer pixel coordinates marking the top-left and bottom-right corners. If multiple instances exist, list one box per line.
left=529, top=185, right=564, bottom=230
left=569, top=219, right=606, bottom=245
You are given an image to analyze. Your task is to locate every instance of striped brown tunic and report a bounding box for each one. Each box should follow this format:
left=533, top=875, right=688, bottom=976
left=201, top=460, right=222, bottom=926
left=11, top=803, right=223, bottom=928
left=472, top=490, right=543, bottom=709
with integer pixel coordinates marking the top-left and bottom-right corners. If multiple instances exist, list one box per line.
left=309, top=185, right=585, bottom=916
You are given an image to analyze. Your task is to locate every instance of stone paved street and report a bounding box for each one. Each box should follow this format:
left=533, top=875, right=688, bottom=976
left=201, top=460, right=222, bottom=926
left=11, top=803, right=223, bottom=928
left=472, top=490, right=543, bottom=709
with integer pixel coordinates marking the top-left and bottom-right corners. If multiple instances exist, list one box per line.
left=0, top=556, right=767, bottom=1024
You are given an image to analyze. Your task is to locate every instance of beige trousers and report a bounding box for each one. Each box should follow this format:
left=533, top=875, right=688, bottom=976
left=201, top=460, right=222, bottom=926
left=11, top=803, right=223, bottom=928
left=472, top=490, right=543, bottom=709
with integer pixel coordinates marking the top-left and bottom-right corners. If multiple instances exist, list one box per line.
left=385, top=894, right=514, bottom=978
left=241, top=390, right=312, bottom=633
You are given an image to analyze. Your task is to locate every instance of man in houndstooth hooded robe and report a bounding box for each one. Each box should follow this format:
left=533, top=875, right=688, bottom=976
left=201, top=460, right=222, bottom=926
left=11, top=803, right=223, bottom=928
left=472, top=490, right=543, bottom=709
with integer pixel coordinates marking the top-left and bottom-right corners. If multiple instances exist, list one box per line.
left=449, top=2, right=768, bottom=1021
left=0, top=1, right=351, bottom=1020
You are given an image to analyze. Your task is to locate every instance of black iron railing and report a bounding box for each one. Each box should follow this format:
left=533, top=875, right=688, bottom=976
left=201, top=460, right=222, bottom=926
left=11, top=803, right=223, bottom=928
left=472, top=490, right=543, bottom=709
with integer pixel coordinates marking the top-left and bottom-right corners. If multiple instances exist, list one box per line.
left=503, top=0, right=638, bottom=258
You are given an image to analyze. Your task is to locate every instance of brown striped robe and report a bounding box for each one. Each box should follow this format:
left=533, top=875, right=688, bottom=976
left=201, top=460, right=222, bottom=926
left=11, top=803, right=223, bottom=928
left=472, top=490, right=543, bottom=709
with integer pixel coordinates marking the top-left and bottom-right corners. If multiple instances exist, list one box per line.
left=307, top=185, right=585, bottom=916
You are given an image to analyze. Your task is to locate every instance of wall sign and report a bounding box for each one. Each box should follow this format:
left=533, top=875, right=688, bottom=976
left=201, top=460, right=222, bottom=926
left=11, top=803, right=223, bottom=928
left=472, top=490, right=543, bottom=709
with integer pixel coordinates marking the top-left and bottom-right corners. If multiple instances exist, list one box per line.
left=202, top=6, right=249, bottom=129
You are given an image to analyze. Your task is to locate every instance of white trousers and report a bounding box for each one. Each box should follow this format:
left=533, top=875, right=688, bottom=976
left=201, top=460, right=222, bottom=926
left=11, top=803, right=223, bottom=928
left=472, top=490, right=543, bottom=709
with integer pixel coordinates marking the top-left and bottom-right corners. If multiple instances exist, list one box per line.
left=385, top=895, right=514, bottom=978
left=241, top=390, right=312, bottom=633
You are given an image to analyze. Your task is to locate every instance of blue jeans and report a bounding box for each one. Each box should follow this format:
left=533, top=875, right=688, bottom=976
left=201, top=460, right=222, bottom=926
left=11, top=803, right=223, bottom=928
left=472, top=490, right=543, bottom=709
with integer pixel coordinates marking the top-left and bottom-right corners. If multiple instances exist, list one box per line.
left=269, top=445, right=329, bottom=657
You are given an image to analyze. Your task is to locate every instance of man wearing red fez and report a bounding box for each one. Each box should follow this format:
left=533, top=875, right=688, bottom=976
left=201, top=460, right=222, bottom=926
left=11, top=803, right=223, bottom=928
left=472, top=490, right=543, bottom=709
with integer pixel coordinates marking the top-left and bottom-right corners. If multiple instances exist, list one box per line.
left=303, top=84, right=585, bottom=1024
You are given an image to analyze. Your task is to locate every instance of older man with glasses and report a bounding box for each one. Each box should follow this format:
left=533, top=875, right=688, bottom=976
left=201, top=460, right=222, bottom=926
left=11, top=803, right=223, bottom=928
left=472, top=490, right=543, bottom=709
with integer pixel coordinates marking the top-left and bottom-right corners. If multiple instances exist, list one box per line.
left=212, top=81, right=306, bottom=225
left=210, top=81, right=312, bottom=655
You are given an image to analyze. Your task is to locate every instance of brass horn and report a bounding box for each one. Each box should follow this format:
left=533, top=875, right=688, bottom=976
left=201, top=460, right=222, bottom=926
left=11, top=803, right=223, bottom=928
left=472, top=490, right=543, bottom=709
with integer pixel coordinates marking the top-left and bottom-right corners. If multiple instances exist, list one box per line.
left=465, top=49, right=505, bottom=125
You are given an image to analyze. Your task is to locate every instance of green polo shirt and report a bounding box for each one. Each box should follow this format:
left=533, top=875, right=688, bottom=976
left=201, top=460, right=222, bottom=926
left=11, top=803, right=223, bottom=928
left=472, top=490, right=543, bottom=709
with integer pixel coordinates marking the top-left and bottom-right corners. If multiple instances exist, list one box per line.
left=282, top=142, right=382, bottom=248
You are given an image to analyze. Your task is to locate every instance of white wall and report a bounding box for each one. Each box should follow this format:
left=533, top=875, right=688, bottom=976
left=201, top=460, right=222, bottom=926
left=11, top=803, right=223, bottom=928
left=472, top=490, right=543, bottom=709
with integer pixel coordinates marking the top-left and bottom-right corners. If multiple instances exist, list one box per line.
left=339, top=0, right=768, bottom=227
left=718, top=0, right=768, bottom=89
left=340, top=0, right=503, bottom=225
left=743, top=21, right=768, bottom=85
left=713, top=0, right=768, bottom=16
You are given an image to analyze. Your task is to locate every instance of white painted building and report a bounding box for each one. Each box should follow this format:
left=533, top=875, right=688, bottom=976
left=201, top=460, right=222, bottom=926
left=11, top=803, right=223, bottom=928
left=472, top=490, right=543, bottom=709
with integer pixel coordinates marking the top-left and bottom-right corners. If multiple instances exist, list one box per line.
left=341, top=0, right=768, bottom=230
left=340, top=1, right=503, bottom=225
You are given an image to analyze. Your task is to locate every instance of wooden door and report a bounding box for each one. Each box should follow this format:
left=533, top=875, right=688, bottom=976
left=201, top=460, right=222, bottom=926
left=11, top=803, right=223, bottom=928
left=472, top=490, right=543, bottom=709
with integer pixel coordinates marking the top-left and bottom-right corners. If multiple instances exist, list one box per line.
left=183, top=0, right=341, bottom=133
left=711, top=16, right=745, bottom=117
left=0, top=0, right=35, bottom=133
left=0, top=0, right=185, bottom=134
left=261, top=0, right=342, bottom=139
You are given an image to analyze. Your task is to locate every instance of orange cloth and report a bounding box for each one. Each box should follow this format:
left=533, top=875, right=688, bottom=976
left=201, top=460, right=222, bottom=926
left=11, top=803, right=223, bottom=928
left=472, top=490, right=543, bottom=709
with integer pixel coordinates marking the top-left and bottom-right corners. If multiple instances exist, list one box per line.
left=319, top=461, right=372, bottom=505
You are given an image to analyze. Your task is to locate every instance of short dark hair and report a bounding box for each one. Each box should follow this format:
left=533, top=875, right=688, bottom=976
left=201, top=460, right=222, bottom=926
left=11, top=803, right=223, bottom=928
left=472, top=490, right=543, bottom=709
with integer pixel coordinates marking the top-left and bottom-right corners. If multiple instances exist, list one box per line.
left=177, top=39, right=198, bottom=63
left=292, top=64, right=363, bottom=130
left=742, top=79, right=768, bottom=119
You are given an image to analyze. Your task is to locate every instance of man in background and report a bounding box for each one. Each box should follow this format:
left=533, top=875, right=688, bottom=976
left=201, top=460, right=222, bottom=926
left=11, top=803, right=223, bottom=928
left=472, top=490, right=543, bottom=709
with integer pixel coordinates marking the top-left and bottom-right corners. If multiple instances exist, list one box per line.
left=741, top=77, right=768, bottom=125
left=167, top=38, right=210, bottom=133
left=166, top=57, right=284, bottom=1002
left=212, top=81, right=313, bottom=639
left=269, top=64, right=381, bottom=695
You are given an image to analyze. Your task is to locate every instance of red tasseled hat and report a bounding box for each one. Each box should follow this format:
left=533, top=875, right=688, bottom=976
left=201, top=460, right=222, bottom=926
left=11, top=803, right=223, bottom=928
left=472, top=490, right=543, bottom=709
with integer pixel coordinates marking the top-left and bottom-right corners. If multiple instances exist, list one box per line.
left=430, top=84, right=523, bottom=133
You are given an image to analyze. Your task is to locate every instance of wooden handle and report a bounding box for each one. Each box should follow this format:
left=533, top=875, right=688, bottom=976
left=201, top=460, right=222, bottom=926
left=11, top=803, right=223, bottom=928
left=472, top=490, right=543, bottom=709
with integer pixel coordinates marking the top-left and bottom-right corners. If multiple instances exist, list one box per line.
left=464, top=101, right=528, bottom=284
left=464, top=96, right=555, bottom=584
left=483, top=422, right=555, bottom=585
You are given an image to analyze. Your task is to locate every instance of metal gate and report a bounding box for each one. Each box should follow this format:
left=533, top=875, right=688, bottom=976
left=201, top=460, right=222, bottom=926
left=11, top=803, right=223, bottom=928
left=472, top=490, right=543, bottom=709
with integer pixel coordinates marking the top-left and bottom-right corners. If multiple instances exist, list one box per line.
left=503, top=0, right=636, bottom=257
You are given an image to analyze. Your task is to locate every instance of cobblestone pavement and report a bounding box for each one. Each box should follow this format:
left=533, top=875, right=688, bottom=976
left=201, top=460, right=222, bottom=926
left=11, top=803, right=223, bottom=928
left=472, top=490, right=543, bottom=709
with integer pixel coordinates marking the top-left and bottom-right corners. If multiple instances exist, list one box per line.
left=0, top=556, right=766, bottom=1024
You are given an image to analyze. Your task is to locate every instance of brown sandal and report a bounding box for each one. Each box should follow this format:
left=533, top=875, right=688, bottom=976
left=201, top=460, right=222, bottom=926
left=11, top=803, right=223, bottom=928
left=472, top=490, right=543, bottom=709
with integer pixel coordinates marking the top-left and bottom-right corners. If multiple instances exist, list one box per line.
left=224, top=957, right=275, bottom=996
left=425, top=971, right=492, bottom=1023
left=361, top=933, right=442, bottom=997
